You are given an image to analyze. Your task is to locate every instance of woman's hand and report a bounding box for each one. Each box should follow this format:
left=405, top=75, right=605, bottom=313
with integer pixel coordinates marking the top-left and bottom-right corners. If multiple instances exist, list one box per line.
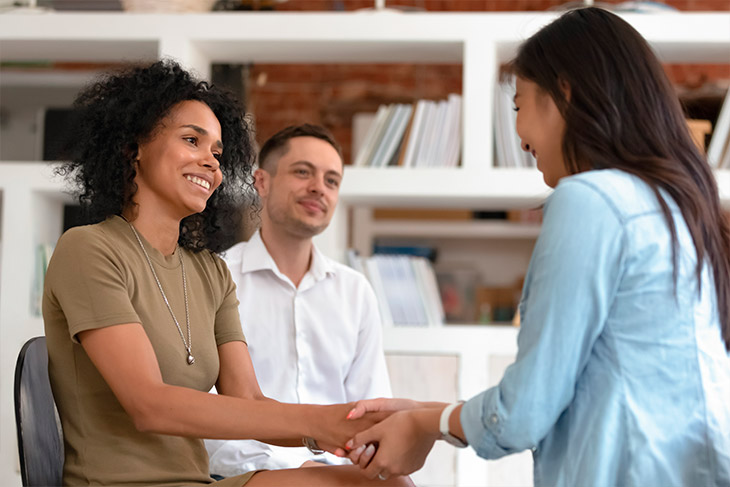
left=345, top=408, right=443, bottom=480
left=345, top=397, right=422, bottom=421
left=333, top=398, right=440, bottom=459
left=311, top=402, right=391, bottom=454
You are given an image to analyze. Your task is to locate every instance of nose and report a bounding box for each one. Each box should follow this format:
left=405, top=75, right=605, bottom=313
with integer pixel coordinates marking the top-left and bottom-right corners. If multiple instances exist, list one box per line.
left=201, top=153, right=220, bottom=172
left=308, top=175, right=325, bottom=195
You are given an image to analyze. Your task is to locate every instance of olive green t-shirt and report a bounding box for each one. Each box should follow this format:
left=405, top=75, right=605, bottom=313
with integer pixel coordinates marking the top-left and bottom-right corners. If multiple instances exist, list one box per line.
left=43, top=216, right=253, bottom=486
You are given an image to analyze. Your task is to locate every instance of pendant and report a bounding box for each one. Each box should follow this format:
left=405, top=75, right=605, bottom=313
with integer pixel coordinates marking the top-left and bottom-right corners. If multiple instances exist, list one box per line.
left=187, top=353, right=195, bottom=365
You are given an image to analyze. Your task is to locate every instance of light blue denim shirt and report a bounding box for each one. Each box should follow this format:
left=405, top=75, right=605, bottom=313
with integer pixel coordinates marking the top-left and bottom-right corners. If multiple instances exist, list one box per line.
left=461, top=169, right=730, bottom=486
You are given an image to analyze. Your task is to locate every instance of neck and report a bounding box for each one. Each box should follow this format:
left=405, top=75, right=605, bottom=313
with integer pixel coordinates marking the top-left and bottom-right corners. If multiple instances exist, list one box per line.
left=123, top=206, right=181, bottom=256
left=259, top=223, right=313, bottom=288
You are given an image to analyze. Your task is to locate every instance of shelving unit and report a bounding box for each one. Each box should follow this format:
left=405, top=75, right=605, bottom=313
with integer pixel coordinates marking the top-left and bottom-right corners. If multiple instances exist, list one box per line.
left=1, top=9, right=729, bottom=487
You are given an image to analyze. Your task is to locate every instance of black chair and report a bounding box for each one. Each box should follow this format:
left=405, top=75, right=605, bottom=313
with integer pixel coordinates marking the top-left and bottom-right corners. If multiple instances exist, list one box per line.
left=14, top=336, right=64, bottom=487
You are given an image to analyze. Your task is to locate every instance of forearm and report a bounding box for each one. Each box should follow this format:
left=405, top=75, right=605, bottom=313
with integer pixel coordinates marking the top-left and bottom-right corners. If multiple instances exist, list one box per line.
left=132, top=383, right=319, bottom=442
left=419, top=401, right=449, bottom=409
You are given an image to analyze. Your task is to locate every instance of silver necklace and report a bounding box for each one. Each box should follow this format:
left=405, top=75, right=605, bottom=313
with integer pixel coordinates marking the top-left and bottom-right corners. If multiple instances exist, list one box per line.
left=127, top=222, right=195, bottom=365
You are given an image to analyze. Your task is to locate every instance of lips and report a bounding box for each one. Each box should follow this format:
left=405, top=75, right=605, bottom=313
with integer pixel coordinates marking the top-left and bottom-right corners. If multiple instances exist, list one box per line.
left=298, top=199, right=325, bottom=213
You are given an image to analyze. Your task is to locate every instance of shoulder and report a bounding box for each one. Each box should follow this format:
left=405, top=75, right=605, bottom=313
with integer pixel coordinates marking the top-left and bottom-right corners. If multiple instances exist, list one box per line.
left=324, top=256, right=377, bottom=295
left=552, top=169, right=661, bottom=222
left=190, top=247, right=229, bottom=275
left=55, top=219, right=121, bottom=257
left=219, top=240, right=248, bottom=268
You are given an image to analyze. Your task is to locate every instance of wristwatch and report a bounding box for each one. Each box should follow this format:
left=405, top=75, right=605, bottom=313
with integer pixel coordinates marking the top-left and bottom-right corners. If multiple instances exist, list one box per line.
left=302, top=436, right=325, bottom=455
left=439, top=402, right=468, bottom=448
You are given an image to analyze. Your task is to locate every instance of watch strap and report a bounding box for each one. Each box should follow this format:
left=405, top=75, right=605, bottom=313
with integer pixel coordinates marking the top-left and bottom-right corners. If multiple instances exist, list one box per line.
left=439, top=401, right=468, bottom=448
left=302, top=436, right=325, bottom=455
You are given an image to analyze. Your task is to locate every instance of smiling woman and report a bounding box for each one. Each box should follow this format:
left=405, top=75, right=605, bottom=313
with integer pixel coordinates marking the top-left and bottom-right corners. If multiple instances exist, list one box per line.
left=59, top=60, right=252, bottom=254
left=513, top=77, right=568, bottom=187
left=132, top=100, right=224, bottom=232
left=43, top=60, right=413, bottom=487
left=341, top=8, right=730, bottom=487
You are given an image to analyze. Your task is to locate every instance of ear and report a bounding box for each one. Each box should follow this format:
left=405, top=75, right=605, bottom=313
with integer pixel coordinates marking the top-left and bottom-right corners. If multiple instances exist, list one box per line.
left=253, top=168, right=270, bottom=199
left=559, top=78, right=571, bottom=102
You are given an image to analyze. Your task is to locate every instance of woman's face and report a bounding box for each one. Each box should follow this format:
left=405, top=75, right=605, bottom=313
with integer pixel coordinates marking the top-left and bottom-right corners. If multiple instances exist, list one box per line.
left=514, top=77, right=569, bottom=188
left=133, top=100, right=223, bottom=219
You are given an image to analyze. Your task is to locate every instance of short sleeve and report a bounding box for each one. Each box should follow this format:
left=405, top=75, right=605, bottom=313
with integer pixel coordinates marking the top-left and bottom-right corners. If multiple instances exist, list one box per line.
left=44, top=227, right=140, bottom=343
left=211, top=253, right=246, bottom=346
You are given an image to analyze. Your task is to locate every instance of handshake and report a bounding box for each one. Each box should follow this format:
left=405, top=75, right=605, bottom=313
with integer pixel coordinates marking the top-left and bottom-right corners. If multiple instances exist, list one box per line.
left=302, top=398, right=466, bottom=481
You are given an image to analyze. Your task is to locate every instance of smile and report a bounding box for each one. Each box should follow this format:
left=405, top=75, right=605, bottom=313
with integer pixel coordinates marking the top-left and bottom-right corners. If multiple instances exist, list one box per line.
left=186, top=175, right=211, bottom=191
left=299, top=200, right=325, bottom=212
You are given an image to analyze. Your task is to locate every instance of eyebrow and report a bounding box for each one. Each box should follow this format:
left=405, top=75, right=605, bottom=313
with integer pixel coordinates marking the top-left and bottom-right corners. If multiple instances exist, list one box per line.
left=182, top=124, right=223, bottom=149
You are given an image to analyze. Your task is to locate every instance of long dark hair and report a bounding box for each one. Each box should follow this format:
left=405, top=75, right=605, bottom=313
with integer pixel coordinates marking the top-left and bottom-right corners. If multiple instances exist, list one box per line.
left=58, top=59, right=255, bottom=253
left=509, top=7, right=730, bottom=350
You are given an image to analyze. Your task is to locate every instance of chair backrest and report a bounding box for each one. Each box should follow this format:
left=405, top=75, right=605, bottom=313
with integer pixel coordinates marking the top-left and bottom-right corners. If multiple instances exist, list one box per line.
left=14, top=336, right=64, bottom=487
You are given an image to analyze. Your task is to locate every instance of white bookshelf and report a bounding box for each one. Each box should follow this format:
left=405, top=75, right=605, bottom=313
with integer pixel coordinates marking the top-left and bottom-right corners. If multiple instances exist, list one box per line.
left=1, top=10, right=729, bottom=487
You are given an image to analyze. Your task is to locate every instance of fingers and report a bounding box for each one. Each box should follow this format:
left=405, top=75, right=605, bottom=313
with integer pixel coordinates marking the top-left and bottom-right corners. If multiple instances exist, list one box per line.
left=357, top=443, right=377, bottom=469
left=346, top=398, right=384, bottom=420
left=345, top=423, right=380, bottom=451
left=345, top=443, right=367, bottom=464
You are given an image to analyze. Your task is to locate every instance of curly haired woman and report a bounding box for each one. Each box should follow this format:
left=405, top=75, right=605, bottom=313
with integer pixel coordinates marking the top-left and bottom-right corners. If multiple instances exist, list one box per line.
left=43, top=59, right=412, bottom=487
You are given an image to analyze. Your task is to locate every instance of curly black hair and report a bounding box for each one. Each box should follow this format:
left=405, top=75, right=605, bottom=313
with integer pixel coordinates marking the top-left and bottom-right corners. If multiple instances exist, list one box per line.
left=58, top=59, right=255, bottom=253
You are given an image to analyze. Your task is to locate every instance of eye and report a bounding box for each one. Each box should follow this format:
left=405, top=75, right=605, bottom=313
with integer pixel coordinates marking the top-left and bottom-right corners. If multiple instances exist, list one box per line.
left=212, top=152, right=222, bottom=161
left=327, top=178, right=340, bottom=188
left=184, top=136, right=198, bottom=145
left=295, top=168, right=310, bottom=176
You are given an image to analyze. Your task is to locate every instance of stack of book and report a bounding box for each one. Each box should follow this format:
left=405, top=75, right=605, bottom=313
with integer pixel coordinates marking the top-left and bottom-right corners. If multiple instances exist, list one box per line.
left=493, top=77, right=535, bottom=168
left=353, top=94, right=462, bottom=168
left=347, top=250, right=445, bottom=327
left=708, top=88, right=730, bottom=169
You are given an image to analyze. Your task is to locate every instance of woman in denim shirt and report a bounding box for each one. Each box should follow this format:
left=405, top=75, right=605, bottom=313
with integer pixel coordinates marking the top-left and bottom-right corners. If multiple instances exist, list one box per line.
left=342, top=7, right=730, bottom=486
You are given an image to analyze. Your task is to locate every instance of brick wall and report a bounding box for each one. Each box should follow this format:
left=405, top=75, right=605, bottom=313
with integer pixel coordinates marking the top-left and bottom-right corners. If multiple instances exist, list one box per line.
left=242, top=1, right=730, bottom=160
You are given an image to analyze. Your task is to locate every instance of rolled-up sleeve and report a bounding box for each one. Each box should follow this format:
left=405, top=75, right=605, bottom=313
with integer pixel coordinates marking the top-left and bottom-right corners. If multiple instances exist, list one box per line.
left=461, top=178, right=626, bottom=459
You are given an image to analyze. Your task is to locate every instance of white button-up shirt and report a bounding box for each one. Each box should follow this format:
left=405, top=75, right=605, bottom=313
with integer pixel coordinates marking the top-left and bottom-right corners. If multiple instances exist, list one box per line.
left=205, top=230, right=391, bottom=475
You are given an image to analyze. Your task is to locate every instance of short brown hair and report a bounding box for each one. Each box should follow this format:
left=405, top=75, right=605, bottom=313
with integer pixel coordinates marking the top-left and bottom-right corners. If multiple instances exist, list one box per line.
left=258, top=123, right=342, bottom=173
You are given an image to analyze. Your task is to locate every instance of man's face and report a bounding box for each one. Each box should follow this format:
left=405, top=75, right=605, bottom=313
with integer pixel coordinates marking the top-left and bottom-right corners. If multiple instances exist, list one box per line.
left=256, top=136, right=343, bottom=239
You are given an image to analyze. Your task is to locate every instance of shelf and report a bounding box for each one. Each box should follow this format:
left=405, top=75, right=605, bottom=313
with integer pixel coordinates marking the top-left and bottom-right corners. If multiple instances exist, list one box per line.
left=0, top=69, right=104, bottom=87
left=342, top=168, right=730, bottom=208
left=1, top=12, right=728, bottom=64
left=341, top=167, right=552, bottom=208
left=0, top=161, right=66, bottom=191
left=371, top=219, right=541, bottom=239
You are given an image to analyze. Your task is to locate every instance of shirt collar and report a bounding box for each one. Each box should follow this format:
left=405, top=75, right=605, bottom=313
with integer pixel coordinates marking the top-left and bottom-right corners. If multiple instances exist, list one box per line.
left=240, top=230, right=336, bottom=284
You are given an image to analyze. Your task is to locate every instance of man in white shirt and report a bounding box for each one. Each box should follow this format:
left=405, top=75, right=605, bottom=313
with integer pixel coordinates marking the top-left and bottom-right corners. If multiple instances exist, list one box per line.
left=205, top=124, right=392, bottom=477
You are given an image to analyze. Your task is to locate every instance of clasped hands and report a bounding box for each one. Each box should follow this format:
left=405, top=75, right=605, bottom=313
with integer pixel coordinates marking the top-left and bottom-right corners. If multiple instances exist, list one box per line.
left=314, top=398, right=446, bottom=481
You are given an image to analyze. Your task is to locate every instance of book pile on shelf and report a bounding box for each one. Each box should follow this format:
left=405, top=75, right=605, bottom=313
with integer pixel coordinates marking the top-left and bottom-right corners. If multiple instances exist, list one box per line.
left=708, top=88, right=730, bottom=169
left=352, top=94, right=462, bottom=168
left=347, top=249, right=445, bottom=327
left=494, top=77, right=535, bottom=168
